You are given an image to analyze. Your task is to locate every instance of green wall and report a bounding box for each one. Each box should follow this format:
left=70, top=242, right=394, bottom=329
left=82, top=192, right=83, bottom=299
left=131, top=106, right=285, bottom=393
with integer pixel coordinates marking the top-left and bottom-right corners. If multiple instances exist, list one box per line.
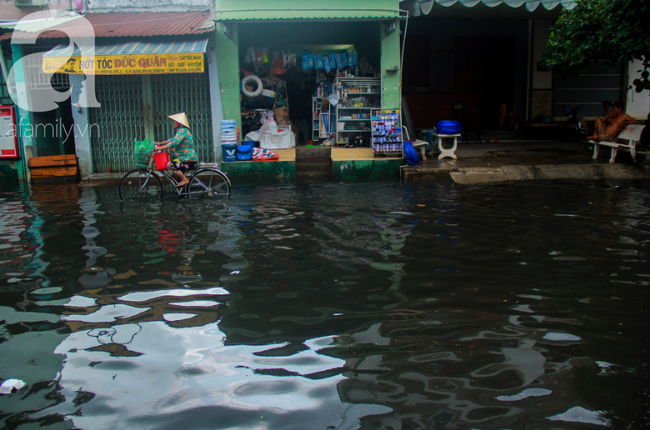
left=0, top=161, right=20, bottom=182
left=333, top=159, right=402, bottom=181
left=380, top=21, right=401, bottom=110
left=215, top=0, right=401, bottom=20
left=215, top=23, right=242, bottom=130
left=221, top=160, right=296, bottom=184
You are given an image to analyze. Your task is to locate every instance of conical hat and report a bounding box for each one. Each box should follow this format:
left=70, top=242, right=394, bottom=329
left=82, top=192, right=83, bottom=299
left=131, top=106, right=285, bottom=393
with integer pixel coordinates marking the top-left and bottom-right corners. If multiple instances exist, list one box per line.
left=168, top=112, right=190, bottom=128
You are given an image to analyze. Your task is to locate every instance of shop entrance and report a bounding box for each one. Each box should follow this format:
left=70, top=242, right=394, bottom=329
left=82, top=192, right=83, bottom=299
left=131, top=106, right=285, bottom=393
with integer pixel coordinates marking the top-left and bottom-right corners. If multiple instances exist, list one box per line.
left=237, top=21, right=381, bottom=148
left=455, top=36, right=517, bottom=129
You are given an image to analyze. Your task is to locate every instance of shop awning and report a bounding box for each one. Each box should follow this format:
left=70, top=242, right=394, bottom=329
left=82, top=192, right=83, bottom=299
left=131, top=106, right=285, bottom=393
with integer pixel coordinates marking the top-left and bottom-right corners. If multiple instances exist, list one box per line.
left=42, top=38, right=209, bottom=75
left=402, top=0, right=576, bottom=15
left=214, top=0, right=403, bottom=21
left=433, top=0, right=574, bottom=10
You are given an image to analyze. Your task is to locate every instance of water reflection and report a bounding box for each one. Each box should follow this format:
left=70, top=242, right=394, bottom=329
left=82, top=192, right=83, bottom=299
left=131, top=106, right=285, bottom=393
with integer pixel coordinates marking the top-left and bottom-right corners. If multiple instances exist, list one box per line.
left=0, top=181, right=648, bottom=429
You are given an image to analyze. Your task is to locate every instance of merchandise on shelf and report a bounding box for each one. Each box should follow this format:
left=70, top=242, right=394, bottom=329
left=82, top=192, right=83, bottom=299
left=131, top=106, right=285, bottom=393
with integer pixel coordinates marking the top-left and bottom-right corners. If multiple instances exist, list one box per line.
left=371, top=109, right=403, bottom=156
left=334, top=77, right=381, bottom=146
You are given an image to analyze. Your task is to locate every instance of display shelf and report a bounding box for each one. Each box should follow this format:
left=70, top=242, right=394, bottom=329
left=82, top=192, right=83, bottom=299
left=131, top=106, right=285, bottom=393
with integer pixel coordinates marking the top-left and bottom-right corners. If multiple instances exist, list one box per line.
left=312, top=97, right=333, bottom=141
left=312, top=97, right=322, bottom=141
left=371, top=109, right=403, bottom=157
left=334, top=77, right=381, bottom=145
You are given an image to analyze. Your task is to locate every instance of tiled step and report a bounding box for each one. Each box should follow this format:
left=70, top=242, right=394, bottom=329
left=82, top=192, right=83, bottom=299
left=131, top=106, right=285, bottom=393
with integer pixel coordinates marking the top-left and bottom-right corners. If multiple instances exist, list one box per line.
left=295, top=146, right=333, bottom=179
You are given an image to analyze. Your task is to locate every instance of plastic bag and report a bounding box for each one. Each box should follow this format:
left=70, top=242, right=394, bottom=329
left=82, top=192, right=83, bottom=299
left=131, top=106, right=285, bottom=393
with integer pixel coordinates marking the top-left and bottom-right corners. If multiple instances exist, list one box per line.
left=134, top=139, right=154, bottom=167
left=0, top=379, right=25, bottom=395
left=236, top=143, right=253, bottom=161
left=403, top=140, right=420, bottom=165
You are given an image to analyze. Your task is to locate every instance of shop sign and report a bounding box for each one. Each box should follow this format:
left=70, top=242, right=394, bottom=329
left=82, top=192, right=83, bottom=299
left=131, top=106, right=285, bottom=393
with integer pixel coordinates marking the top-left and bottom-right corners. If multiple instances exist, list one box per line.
left=0, top=106, right=19, bottom=159
left=42, top=53, right=205, bottom=75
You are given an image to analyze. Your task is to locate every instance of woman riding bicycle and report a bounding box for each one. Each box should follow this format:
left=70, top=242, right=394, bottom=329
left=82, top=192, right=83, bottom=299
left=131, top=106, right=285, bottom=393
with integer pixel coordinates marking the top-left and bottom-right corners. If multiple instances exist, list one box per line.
left=155, top=113, right=198, bottom=187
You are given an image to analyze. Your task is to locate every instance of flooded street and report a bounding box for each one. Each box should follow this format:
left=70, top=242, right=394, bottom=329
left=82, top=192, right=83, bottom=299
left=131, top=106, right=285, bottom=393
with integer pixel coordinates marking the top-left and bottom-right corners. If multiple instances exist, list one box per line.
left=1, top=179, right=649, bottom=429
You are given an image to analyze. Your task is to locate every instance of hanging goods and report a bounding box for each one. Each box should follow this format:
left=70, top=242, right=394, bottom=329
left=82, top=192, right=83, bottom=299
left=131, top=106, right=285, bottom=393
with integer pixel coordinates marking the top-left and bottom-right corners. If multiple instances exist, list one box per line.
left=271, top=59, right=287, bottom=75
left=241, top=75, right=264, bottom=97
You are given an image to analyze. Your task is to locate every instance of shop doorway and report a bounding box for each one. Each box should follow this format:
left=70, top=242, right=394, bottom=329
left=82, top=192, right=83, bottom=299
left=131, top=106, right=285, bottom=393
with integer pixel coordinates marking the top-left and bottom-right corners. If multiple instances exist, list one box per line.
left=28, top=90, right=76, bottom=157
left=455, top=36, right=516, bottom=129
left=284, top=71, right=318, bottom=145
left=237, top=21, right=381, bottom=147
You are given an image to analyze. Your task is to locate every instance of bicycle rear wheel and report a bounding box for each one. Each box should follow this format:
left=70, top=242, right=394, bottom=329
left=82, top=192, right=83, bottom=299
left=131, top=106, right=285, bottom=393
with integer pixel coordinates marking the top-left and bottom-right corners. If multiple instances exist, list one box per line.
left=187, top=168, right=231, bottom=198
left=119, top=169, right=163, bottom=201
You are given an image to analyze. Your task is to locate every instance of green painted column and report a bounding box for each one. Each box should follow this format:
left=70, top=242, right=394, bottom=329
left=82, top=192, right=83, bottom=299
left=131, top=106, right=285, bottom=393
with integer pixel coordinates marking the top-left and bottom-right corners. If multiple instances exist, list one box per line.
left=215, top=22, right=241, bottom=129
left=11, top=44, right=31, bottom=182
left=380, top=20, right=401, bottom=111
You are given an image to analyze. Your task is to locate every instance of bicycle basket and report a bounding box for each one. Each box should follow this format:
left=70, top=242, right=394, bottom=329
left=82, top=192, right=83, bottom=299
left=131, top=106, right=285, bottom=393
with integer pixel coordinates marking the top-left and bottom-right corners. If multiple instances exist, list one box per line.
left=134, top=139, right=154, bottom=167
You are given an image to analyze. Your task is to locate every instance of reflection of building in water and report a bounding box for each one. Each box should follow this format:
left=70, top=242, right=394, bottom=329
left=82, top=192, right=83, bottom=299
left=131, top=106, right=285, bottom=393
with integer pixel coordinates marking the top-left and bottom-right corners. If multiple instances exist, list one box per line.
left=0, top=185, right=83, bottom=426
left=329, top=308, right=598, bottom=428
left=216, top=204, right=416, bottom=346
left=0, top=196, right=46, bottom=291
left=62, top=189, right=245, bottom=334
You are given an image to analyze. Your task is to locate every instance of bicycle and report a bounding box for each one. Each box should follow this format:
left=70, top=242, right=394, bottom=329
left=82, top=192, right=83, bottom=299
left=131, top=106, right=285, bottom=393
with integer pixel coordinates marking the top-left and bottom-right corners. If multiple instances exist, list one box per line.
left=564, top=104, right=588, bottom=141
left=119, top=149, right=231, bottom=201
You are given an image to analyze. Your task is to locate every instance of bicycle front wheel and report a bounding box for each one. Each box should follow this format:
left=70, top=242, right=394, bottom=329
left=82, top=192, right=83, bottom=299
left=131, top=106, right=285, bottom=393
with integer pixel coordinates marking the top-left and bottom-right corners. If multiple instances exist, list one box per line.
left=187, top=168, right=231, bottom=198
left=119, top=169, right=163, bottom=201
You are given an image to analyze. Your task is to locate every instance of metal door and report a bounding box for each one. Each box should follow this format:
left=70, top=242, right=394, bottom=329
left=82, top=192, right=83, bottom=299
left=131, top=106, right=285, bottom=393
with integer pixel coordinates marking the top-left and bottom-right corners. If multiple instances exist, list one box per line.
left=90, top=75, right=145, bottom=173
left=90, top=72, right=213, bottom=173
left=152, top=72, right=214, bottom=163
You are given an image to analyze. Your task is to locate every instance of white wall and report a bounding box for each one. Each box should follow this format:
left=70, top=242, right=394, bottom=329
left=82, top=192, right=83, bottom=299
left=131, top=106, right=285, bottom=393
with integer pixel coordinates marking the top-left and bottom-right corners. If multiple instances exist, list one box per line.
left=0, top=0, right=70, bottom=20
left=626, top=59, right=650, bottom=120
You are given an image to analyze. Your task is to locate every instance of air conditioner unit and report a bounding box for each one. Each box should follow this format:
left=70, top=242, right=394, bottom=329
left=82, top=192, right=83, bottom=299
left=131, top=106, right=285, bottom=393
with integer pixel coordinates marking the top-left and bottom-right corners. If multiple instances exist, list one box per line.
left=14, top=0, right=49, bottom=7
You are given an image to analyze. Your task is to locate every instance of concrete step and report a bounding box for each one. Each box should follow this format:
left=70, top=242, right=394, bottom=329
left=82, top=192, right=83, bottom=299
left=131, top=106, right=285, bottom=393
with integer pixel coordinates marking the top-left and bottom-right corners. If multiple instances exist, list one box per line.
left=296, top=167, right=331, bottom=175
left=295, top=146, right=333, bottom=179
left=296, top=159, right=332, bottom=168
left=297, top=171, right=332, bottom=180
left=449, top=164, right=647, bottom=184
left=295, top=147, right=332, bottom=158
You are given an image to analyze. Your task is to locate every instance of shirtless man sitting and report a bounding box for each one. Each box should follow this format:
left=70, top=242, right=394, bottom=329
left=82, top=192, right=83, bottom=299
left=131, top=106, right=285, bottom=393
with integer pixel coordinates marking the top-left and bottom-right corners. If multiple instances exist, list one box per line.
left=587, top=101, right=636, bottom=142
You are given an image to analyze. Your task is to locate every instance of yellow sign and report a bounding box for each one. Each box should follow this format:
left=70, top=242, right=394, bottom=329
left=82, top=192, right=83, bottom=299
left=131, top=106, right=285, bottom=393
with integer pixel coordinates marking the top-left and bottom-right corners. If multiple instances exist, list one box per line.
left=42, top=53, right=205, bottom=75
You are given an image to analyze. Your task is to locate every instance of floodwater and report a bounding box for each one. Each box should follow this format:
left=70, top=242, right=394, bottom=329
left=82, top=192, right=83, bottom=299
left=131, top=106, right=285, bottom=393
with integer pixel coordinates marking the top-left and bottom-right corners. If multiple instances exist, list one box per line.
left=0, top=179, right=649, bottom=430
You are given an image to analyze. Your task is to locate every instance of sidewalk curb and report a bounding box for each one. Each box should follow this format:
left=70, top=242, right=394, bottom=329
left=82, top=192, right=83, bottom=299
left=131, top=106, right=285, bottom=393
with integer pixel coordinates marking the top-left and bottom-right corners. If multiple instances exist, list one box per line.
left=433, top=163, right=648, bottom=184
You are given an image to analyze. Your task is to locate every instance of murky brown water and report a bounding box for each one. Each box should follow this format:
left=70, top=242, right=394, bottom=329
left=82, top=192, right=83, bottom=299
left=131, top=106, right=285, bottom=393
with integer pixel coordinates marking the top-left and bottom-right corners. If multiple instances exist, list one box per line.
left=1, top=179, right=649, bottom=429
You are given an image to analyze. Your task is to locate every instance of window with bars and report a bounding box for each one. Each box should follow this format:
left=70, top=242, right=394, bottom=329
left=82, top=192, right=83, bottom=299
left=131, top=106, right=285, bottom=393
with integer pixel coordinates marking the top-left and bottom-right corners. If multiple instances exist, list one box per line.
left=22, top=46, right=70, bottom=90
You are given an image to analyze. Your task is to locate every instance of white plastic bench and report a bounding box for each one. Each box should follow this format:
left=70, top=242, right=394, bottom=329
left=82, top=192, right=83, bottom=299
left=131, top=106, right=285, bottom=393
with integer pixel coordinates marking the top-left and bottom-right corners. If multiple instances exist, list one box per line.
left=432, top=133, right=461, bottom=160
left=591, top=123, right=645, bottom=164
